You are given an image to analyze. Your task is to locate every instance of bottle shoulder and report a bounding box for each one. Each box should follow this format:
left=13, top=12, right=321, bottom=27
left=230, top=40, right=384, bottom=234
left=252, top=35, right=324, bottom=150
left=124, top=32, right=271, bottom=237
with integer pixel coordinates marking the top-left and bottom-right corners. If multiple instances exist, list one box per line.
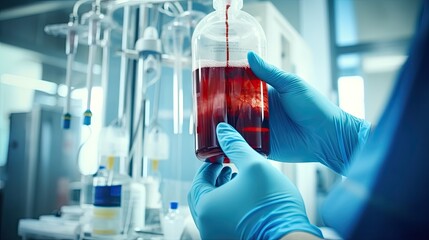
left=193, top=10, right=265, bottom=40
left=93, top=172, right=131, bottom=186
left=164, top=209, right=183, bottom=221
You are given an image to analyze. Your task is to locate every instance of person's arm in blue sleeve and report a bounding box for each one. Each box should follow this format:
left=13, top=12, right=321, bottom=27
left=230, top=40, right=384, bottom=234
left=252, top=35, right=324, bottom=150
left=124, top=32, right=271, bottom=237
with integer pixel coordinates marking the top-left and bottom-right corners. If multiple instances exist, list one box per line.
left=248, top=52, right=371, bottom=174
left=188, top=123, right=323, bottom=240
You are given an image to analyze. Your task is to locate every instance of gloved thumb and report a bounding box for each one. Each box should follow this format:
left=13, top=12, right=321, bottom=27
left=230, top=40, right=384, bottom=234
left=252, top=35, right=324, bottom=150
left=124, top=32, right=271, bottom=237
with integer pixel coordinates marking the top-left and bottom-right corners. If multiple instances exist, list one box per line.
left=216, top=122, right=263, bottom=169
left=248, top=51, right=306, bottom=94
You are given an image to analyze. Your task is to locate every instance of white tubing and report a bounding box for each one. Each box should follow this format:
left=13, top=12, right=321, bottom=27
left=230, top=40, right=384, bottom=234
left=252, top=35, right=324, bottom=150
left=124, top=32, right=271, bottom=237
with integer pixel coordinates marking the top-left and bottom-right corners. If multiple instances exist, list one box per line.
left=65, top=53, right=74, bottom=114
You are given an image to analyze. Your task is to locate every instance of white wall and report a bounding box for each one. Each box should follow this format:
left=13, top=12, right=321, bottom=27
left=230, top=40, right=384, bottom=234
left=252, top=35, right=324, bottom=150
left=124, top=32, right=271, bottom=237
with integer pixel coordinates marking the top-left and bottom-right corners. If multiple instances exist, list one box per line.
left=299, top=0, right=332, bottom=98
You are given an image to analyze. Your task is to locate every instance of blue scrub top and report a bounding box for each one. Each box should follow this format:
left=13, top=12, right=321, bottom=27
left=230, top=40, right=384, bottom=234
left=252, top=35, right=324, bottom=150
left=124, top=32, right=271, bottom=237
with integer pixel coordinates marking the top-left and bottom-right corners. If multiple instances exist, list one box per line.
left=323, top=1, right=429, bottom=239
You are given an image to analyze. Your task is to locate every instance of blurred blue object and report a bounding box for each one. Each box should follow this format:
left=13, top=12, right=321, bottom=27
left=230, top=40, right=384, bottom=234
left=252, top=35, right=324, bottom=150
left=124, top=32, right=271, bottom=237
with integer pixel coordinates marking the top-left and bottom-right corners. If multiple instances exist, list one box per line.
left=323, top=1, right=429, bottom=239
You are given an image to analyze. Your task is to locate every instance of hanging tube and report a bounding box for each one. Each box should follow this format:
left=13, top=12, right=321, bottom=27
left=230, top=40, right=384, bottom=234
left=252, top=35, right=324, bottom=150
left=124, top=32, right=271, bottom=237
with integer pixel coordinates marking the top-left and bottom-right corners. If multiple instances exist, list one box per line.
left=64, top=16, right=78, bottom=129
left=64, top=53, right=74, bottom=129
left=173, top=34, right=184, bottom=134
left=101, top=27, right=111, bottom=127
left=117, top=6, right=130, bottom=122
left=83, top=44, right=96, bottom=125
left=83, top=3, right=102, bottom=126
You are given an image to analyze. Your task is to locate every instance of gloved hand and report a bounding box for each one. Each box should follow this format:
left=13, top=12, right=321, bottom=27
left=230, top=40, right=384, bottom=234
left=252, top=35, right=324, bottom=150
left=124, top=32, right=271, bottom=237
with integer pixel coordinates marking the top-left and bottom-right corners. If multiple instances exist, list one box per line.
left=188, top=123, right=322, bottom=240
left=248, top=52, right=371, bottom=174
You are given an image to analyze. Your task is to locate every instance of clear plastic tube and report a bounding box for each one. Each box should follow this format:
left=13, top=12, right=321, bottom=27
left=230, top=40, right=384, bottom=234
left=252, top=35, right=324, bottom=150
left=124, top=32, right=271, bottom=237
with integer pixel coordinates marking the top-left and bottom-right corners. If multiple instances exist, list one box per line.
left=83, top=44, right=97, bottom=125
left=118, top=6, right=130, bottom=121
left=173, top=33, right=184, bottom=134
left=63, top=53, right=74, bottom=129
left=65, top=53, right=74, bottom=114
left=63, top=16, right=78, bottom=129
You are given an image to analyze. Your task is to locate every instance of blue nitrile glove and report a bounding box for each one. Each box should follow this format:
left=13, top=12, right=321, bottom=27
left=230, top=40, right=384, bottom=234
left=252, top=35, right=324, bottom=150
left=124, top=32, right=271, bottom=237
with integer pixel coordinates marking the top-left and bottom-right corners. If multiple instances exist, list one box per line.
left=248, top=52, right=371, bottom=174
left=188, top=123, right=322, bottom=240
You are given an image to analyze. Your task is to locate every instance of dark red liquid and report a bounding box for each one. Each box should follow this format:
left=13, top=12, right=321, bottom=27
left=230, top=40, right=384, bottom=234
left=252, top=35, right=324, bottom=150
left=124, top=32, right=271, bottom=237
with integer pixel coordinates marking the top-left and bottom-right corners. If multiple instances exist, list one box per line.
left=193, top=66, right=270, bottom=162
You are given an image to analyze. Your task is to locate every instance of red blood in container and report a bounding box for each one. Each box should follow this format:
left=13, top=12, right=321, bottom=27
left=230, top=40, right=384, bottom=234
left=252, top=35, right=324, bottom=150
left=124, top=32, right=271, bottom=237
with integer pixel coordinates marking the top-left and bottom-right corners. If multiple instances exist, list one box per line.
left=193, top=66, right=270, bottom=162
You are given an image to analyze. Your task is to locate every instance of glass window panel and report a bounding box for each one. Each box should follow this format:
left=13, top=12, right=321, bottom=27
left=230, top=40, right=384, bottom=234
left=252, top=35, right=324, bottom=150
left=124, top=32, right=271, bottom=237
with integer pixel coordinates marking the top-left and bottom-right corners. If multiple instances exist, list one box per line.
left=335, top=0, right=421, bottom=46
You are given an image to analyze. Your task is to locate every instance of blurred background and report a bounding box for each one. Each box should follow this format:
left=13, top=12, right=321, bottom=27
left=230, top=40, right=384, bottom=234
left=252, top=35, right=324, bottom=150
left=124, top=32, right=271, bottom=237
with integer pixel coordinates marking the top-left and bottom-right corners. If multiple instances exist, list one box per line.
left=0, top=0, right=422, bottom=239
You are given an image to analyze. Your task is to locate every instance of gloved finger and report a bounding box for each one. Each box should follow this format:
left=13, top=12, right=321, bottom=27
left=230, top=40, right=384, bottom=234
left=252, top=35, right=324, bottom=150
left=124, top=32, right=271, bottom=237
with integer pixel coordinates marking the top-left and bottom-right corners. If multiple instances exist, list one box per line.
left=216, top=122, right=262, bottom=170
left=215, top=166, right=233, bottom=187
left=194, top=162, right=223, bottom=186
left=231, top=172, right=238, bottom=179
left=189, top=163, right=223, bottom=205
left=248, top=51, right=307, bottom=94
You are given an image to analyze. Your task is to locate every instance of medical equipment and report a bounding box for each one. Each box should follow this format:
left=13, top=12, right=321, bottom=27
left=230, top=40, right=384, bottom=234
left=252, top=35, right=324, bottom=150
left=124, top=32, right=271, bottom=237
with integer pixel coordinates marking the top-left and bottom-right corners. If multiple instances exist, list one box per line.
left=64, top=16, right=79, bottom=129
left=192, top=0, right=269, bottom=162
left=162, top=201, right=185, bottom=240
left=81, top=2, right=104, bottom=126
left=91, top=161, right=123, bottom=236
left=44, top=15, right=86, bottom=129
left=162, top=10, right=204, bottom=135
left=35, top=1, right=208, bottom=239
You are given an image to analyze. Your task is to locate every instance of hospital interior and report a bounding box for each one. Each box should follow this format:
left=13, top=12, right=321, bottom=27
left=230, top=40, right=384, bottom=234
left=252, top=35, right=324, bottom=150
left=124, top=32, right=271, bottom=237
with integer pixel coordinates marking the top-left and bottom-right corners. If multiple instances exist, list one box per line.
left=0, top=0, right=422, bottom=239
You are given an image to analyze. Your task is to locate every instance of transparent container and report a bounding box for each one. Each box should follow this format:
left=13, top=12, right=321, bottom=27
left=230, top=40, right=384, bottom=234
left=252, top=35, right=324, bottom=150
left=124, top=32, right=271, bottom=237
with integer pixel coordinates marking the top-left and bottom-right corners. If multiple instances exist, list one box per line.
left=91, top=165, right=131, bottom=237
left=192, top=0, right=269, bottom=162
left=162, top=202, right=184, bottom=240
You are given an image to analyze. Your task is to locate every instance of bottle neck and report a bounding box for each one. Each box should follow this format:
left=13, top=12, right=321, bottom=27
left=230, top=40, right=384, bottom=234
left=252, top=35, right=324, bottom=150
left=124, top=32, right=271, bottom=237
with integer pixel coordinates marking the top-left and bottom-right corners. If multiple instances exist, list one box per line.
left=168, top=208, right=179, bottom=214
left=213, top=0, right=243, bottom=11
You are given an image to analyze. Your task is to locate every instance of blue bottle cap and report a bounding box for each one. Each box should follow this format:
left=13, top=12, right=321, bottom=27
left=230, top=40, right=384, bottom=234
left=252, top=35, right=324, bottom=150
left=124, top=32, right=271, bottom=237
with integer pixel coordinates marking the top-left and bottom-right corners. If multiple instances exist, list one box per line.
left=170, top=201, right=178, bottom=210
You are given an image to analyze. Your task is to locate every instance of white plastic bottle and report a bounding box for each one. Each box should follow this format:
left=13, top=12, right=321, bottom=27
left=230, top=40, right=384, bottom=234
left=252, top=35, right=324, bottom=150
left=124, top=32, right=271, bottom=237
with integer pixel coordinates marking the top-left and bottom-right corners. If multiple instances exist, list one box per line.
left=91, top=158, right=131, bottom=237
left=162, top=202, right=185, bottom=240
left=129, top=180, right=146, bottom=231
left=91, top=166, right=123, bottom=236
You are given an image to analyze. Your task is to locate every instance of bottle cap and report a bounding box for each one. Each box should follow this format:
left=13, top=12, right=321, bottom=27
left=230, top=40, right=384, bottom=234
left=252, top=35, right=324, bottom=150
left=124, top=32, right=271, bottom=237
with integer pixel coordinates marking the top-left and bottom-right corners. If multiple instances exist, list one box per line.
left=170, top=201, right=179, bottom=210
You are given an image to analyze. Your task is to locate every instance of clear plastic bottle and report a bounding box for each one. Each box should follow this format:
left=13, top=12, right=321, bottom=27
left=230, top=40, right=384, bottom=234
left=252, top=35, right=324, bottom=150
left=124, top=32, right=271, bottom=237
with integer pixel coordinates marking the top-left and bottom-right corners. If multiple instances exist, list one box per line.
left=91, top=165, right=122, bottom=236
left=162, top=202, right=185, bottom=240
left=91, top=159, right=131, bottom=237
left=192, top=0, right=269, bottom=163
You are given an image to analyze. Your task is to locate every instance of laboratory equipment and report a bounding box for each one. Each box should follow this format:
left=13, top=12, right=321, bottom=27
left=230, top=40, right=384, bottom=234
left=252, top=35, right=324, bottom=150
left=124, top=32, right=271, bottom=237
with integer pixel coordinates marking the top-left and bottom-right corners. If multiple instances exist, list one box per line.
left=16, top=1, right=207, bottom=239
left=162, top=9, right=206, bottom=134
left=192, top=0, right=269, bottom=162
left=91, top=157, right=131, bottom=237
left=64, top=15, right=79, bottom=129
left=130, top=25, right=164, bottom=181
left=80, top=172, right=96, bottom=209
left=96, top=123, right=134, bottom=232
left=81, top=1, right=104, bottom=126
left=162, top=201, right=185, bottom=240
left=91, top=164, right=123, bottom=236
left=44, top=15, right=87, bottom=129
left=98, top=123, right=129, bottom=162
